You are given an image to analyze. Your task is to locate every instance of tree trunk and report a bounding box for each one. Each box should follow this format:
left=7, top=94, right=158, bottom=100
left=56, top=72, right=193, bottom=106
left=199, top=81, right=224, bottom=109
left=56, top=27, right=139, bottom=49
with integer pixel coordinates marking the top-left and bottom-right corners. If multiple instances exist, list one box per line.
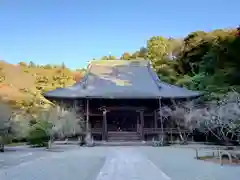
left=78, top=136, right=84, bottom=146
left=47, top=136, right=54, bottom=149
left=207, top=127, right=222, bottom=141
left=85, top=132, right=93, bottom=146
left=179, top=132, right=184, bottom=141
left=0, top=136, right=4, bottom=152
left=47, top=140, right=52, bottom=149
left=64, top=138, right=69, bottom=144
left=177, top=126, right=186, bottom=142
left=218, top=129, right=231, bottom=145
left=0, top=144, right=4, bottom=152
left=158, top=133, right=166, bottom=146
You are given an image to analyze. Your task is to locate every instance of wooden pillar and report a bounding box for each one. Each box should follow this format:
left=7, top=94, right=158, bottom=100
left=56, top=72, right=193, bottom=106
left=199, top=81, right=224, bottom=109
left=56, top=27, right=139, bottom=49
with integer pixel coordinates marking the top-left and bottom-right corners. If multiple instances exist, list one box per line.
left=73, top=100, right=78, bottom=111
left=154, top=111, right=157, bottom=129
left=170, top=129, right=173, bottom=143
left=86, top=99, right=89, bottom=133
left=59, top=100, right=64, bottom=116
left=102, top=110, right=107, bottom=141
left=139, top=110, right=144, bottom=141
left=159, top=98, right=163, bottom=131
left=137, top=116, right=140, bottom=133
left=205, top=132, right=208, bottom=142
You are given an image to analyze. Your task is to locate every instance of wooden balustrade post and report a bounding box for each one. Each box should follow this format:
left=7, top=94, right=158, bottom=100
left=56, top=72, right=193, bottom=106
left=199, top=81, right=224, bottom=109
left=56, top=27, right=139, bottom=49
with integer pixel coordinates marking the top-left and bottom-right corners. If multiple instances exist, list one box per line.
left=170, top=129, right=173, bottom=144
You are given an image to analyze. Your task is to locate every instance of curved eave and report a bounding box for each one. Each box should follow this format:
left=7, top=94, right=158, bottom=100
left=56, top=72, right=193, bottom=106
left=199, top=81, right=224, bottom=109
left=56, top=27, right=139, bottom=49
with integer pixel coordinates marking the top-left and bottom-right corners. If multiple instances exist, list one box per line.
left=43, top=80, right=202, bottom=100
left=43, top=88, right=74, bottom=99
left=43, top=69, right=90, bottom=99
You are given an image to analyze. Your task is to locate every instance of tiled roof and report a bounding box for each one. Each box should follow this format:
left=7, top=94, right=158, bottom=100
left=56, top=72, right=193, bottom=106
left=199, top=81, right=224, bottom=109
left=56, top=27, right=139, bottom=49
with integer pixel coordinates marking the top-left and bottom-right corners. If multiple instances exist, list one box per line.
left=44, top=60, right=201, bottom=99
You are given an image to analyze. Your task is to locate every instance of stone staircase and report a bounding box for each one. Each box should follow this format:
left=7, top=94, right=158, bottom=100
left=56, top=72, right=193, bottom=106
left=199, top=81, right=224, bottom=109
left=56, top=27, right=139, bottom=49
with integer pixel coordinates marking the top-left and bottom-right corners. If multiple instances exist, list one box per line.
left=107, top=131, right=141, bottom=142
left=94, top=141, right=150, bottom=146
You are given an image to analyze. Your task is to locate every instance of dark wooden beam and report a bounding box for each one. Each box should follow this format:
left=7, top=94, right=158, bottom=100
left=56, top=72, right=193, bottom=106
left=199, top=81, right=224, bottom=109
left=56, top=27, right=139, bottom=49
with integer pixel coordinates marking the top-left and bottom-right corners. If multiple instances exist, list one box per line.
left=99, top=106, right=147, bottom=111
left=102, top=110, right=107, bottom=141
left=83, top=113, right=102, bottom=116
left=139, top=110, right=144, bottom=140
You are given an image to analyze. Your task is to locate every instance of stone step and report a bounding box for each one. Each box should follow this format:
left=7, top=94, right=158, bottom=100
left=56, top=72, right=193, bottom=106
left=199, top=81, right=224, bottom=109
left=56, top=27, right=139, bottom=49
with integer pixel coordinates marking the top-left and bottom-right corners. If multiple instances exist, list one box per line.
left=107, top=131, right=141, bottom=142
left=94, top=141, right=149, bottom=146
left=108, top=137, right=141, bottom=141
left=107, top=134, right=140, bottom=137
left=108, top=135, right=140, bottom=139
left=108, top=136, right=141, bottom=142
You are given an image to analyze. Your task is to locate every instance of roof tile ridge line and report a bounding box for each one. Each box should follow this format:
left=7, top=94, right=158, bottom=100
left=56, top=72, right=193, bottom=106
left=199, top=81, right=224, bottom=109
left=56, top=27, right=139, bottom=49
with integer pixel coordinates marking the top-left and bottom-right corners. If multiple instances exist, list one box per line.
left=89, top=60, right=148, bottom=67
left=81, top=63, right=93, bottom=89
left=146, top=62, right=162, bottom=90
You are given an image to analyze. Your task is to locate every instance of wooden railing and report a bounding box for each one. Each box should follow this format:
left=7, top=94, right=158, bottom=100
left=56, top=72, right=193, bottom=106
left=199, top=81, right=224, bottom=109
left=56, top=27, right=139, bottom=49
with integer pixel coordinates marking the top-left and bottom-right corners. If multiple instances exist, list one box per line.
left=91, top=128, right=192, bottom=134
left=91, top=128, right=138, bottom=133
left=143, top=128, right=191, bottom=134
left=107, top=127, right=137, bottom=132
left=91, top=128, right=102, bottom=134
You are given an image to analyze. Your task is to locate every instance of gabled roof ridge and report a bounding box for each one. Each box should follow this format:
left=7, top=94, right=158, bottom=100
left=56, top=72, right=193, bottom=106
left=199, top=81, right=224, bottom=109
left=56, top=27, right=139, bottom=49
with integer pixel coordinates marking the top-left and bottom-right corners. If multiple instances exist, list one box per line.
left=146, top=63, right=162, bottom=91
left=88, top=59, right=150, bottom=67
left=70, top=63, right=93, bottom=88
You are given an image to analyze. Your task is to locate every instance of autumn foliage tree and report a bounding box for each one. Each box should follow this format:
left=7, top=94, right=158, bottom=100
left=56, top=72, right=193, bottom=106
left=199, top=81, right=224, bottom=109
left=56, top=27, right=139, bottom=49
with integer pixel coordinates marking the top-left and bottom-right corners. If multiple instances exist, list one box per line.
left=0, top=102, right=13, bottom=152
left=120, top=52, right=132, bottom=60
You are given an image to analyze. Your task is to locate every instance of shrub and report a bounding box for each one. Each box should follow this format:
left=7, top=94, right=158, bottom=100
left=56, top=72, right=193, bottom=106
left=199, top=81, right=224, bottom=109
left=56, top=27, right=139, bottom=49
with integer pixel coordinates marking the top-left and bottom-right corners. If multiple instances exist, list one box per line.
left=0, top=102, right=13, bottom=152
left=27, top=121, right=51, bottom=147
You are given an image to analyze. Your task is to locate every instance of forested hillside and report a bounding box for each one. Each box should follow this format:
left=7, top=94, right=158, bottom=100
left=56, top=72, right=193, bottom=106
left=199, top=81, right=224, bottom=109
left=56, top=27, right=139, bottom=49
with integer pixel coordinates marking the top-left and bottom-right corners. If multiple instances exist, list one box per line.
left=0, top=61, right=85, bottom=113
left=100, top=27, right=240, bottom=101
left=0, top=27, right=239, bottom=112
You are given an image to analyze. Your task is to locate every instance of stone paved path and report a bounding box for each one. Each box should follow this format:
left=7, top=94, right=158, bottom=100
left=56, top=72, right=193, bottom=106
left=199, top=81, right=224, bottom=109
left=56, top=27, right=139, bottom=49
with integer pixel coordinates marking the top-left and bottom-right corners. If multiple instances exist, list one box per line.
left=96, top=148, right=171, bottom=180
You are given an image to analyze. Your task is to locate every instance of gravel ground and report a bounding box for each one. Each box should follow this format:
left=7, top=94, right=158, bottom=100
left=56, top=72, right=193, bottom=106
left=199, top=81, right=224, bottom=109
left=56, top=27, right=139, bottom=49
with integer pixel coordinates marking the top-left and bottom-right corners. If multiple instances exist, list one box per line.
left=140, top=146, right=240, bottom=180
left=0, top=146, right=106, bottom=180
left=0, top=145, right=82, bottom=169
left=0, top=145, right=240, bottom=180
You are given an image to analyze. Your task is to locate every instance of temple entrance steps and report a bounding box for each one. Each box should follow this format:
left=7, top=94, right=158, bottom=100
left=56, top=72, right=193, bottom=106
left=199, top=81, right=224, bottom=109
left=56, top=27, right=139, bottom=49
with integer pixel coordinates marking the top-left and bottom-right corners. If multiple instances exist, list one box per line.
left=94, top=141, right=150, bottom=146
left=107, top=131, right=141, bottom=142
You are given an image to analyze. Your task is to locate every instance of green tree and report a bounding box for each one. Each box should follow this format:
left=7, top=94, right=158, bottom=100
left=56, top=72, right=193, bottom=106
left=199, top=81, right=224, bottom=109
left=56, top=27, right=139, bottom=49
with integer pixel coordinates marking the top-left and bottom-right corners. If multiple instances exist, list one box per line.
left=120, top=52, right=132, bottom=60
left=61, top=62, right=66, bottom=69
left=18, top=62, right=27, bottom=67
left=147, top=36, right=170, bottom=62
left=138, top=47, right=147, bottom=59
left=0, top=102, right=13, bottom=152
left=29, top=61, right=36, bottom=68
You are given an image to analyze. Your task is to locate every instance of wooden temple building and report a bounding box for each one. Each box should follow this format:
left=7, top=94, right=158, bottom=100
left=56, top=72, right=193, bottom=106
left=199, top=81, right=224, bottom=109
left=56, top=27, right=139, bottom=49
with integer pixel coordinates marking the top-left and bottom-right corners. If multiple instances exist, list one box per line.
left=44, top=60, right=201, bottom=141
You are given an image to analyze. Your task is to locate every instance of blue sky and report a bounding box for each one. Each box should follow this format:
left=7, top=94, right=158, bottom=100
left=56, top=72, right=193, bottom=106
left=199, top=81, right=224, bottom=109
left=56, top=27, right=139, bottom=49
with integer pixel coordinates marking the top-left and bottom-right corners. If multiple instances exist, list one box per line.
left=0, top=0, right=239, bottom=69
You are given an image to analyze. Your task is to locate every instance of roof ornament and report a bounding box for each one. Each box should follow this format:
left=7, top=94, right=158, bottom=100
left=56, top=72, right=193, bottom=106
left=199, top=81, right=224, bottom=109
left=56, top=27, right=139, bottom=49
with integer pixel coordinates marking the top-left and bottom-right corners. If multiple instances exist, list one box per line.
left=81, top=73, right=88, bottom=89
left=82, top=64, right=92, bottom=89
left=148, top=60, right=153, bottom=68
left=112, top=67, right=119, bottom=77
